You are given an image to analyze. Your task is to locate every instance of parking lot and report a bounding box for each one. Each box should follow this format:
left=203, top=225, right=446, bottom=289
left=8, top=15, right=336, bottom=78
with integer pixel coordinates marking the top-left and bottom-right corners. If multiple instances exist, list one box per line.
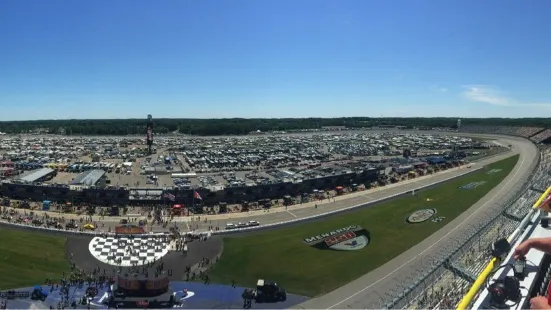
left=0, top=133, right=498, bottom=205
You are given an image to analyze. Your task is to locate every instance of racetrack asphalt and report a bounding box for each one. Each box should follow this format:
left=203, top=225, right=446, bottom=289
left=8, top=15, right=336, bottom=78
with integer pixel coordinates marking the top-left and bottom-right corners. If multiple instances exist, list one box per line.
left=293, top=134, right=538, bottom=309
left=2, top=132, right=538, bottom=309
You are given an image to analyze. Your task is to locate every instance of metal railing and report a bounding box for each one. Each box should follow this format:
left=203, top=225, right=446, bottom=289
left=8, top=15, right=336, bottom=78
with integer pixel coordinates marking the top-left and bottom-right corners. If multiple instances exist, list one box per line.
left=386, top=148, right=545, bottom=309
left=456, top=186, right=551, bottom=309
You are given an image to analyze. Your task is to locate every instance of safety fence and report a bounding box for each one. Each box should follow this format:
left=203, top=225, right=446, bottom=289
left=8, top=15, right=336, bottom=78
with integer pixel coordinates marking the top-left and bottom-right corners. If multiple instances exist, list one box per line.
left=455, top=186, right=551, bottom=309
left=380, top=145, right=547, bottom=309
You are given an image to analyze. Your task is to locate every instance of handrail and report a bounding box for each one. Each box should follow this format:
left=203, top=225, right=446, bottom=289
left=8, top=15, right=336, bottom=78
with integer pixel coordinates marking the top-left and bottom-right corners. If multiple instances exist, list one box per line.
left=456, top=186, right=551, bottom=310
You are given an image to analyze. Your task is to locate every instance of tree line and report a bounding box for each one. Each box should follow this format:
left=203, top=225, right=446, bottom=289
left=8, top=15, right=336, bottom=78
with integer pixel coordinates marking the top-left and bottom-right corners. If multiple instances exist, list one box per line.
left=0, top=117, right=549, bottom=136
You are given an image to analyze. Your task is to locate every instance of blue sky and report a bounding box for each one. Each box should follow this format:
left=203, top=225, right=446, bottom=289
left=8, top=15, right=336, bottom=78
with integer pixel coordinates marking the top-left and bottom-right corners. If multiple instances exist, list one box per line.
left=2, top=0, right=551, bottom=120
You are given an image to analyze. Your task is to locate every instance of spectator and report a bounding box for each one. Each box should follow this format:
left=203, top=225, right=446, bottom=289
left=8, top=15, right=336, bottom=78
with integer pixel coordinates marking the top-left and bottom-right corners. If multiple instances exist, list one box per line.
left=515, top=237, right=551, bottom=309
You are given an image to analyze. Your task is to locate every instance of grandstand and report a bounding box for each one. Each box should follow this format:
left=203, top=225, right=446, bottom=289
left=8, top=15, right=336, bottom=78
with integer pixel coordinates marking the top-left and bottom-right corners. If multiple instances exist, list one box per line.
left=382, top=145, right=551, bottom=310
left=531, top=129, right=551, bottom=144
left=460, top=125, right=547, bottom=140
left=408, top=271, right=471, bottom=309
left=465, top=188, right=551, bottom=309
left=504, top=190, right=540, bottom=220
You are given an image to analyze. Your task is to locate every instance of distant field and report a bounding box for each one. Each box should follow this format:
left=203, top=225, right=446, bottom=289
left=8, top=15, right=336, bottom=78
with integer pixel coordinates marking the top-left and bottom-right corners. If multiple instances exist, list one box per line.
left=0, top=227, right=71, bottom=290
left=208, top=155, right=520, bottom=297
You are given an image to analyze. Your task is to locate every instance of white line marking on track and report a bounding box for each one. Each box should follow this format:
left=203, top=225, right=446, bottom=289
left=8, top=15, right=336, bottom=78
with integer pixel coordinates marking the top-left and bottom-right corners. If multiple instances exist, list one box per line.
left=287, top=210, right=297, bottom=218
left=328, top=152, right=525, bottom=309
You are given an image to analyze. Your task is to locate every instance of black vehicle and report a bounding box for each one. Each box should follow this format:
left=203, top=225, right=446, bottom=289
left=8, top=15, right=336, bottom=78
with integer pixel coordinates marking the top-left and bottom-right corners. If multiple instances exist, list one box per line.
left=66, top=222, right=78, bottom=229
left=31, top=219, right=43, bottom=225
left=253, top=279, right=286, bottom=303
left=46, top=220, right=63, bottom=229
left=120, top=219, right=128, bottom=224
left=30, top=288, right=48, bottom=301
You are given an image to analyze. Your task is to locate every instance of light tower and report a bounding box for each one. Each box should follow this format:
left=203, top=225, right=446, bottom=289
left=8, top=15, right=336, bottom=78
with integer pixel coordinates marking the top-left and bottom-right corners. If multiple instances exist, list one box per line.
left=457, top=119, right=462, bottom=131
left=146, top=114, right=153, bottom=154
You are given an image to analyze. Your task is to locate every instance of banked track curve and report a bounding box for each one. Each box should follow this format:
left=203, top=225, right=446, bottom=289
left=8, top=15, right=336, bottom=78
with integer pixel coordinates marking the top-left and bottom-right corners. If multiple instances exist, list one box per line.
left=295, top=133, right=538, bottom=309
left=0, top=132, right=538, bottom=309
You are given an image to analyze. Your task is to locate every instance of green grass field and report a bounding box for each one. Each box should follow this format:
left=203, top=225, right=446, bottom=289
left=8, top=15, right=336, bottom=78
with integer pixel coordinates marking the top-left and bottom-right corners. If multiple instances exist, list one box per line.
left=208, top=155, right=520, bottom=297
left=0, top=227, right=71, bottom=290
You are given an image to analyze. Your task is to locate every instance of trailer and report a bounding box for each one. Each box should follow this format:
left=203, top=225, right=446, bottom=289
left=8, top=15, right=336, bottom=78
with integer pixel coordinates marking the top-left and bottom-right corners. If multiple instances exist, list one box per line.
left=171, top=172, right=197, bottom=178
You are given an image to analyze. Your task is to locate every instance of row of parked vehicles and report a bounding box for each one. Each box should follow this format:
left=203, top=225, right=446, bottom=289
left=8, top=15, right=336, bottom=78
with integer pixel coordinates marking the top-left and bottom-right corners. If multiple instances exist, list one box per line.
left=11, top=161, right=127, bottom=174
left=225, top=220, right=260, bottom=230
left=67, top=162, right=123, bottom=173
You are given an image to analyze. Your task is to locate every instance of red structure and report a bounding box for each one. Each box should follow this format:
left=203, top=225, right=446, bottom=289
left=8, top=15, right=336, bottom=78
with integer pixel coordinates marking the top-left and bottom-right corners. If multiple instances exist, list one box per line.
left=0, top=167, right=15, bottom=177
left=172, top=204, right=188, bottom=216
left=0, top=161, right=14, bottom=168
left=115, top=225, right=146, bottom=234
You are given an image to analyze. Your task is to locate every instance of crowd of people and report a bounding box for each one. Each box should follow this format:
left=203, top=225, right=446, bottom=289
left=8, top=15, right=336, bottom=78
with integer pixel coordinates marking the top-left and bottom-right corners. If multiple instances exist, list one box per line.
left=402, top=146, right=551, bottom=309
left=460, top=124, right=551, bottom=144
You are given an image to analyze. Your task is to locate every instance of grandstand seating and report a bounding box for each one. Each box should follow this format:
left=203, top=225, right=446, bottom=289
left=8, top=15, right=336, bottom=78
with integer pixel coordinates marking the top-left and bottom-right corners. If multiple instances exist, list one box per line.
left=460, top=125, right=544, bottom=139
left=505, top=190, right=540, bottom=219
left=388, top=141, right=551, bottom=310
left=517, top=127, right=545, bottom=138
left=531, top=129, right=551, bottom=143
left=408, top=271, right=471, bottom=309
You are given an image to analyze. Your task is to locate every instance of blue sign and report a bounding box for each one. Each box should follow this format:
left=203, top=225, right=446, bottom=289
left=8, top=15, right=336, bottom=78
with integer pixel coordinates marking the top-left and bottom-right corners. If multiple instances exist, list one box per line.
left=42, top=200, right=51, bottom=211
left=459, top=181, right=487, bottom=190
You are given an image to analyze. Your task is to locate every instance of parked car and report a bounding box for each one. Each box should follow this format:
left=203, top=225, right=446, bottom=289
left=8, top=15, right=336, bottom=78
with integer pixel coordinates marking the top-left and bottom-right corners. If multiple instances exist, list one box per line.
left=247, top=220, right=260, bottom=227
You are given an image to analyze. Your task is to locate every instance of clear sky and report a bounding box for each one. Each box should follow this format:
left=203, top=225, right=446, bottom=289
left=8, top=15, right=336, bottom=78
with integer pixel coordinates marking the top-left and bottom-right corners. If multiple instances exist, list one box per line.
left=2, top=0, right=551, bottom=121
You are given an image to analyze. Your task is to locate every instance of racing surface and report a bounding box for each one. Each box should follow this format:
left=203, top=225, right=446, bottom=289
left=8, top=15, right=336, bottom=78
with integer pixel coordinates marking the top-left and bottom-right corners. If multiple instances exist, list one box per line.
left=0, top=132, right=537, bottom=309
left=5, top=282, right=308, bottom=309
left=294, top=134, right=538, bottom=309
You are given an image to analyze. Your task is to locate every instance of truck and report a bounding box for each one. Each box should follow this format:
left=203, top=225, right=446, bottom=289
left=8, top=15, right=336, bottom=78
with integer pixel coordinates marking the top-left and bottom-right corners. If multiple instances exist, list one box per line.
left=30, top=286, right=48, bottom=301
left=251, top=279, right=286, bottom=303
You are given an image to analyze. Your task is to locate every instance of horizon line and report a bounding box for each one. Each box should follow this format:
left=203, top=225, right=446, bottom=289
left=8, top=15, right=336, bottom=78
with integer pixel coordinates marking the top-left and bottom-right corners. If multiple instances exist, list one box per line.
left=0, top=116, right=549, bottom=122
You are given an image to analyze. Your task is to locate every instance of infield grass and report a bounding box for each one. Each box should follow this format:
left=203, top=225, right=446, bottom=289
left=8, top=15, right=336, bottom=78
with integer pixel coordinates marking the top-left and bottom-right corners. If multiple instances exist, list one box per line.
left=208, top=155, right=520, bottom=297
left=0, top=227, right=71, bottom=290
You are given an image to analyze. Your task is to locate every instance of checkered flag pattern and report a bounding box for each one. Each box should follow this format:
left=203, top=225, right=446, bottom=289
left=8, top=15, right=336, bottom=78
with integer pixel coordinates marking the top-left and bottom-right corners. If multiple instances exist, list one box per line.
left=88, top=236, right=169, bottom=267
